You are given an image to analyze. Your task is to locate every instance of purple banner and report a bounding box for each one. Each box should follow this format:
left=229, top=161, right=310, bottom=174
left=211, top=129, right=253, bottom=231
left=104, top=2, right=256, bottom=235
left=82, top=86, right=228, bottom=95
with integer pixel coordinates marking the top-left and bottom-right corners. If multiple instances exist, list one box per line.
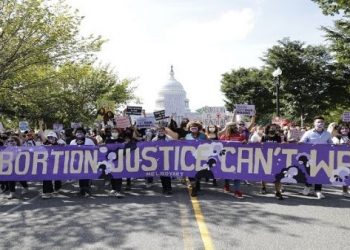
left=0, top=141, right=349, bottom=186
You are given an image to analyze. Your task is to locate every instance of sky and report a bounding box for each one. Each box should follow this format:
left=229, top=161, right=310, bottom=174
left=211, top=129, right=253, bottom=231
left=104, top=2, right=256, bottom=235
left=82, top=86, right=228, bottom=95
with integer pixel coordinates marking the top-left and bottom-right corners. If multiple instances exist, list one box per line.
left=66, top=0, right=336, bottom=112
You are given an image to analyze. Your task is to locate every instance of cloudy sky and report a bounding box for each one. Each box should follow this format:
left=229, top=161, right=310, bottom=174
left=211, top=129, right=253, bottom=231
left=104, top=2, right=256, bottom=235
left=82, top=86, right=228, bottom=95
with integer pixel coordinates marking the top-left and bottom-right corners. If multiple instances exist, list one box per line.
left=66, top=0, right=335, bottom=112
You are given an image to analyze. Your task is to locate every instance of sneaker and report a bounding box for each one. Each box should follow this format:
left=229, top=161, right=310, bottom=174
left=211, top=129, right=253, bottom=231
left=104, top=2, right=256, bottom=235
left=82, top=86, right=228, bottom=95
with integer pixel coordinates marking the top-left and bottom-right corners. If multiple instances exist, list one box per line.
left=166, top=190, right=173, bottom=195
left=260, top=187, right=267, bottom=195
left=110, top=190, right=124, bottom=198
left=302, top=186, right=311, bottom=196
left=145, top=183, right=152, bottom=189
left=316, top=192, right=325, bottom=199
left=342, top=192, right=350, bottom=198
left=41, top=193, right=52, bottom=199
left=7, top=192, right=16, bottom=199
left=125, top=185, right=131, bottom=191
left=223, top=184, right=231, bottom=193
left=275, top=192, right=284, bottom=200
left=22, top=187, right=29, bottom=195
left=190, top=189, right=197, bottom=197
left=234, top=190, right=244, bottom=199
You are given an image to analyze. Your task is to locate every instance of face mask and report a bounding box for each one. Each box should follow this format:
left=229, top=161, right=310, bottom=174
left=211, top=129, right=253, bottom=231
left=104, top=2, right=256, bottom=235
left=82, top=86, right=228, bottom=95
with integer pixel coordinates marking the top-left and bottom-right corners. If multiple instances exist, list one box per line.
left=158, top=132, right=165, bottom=137
left=208, top=128, right=216, bottom=133
left=269, top=129, right=276, bottom=134
left=146, top=131, right=153, bottom=137
left=111, top=132, right=118, bottom=138
left=5, top=139, right=17, bottom=146
left=190, top=127, right=198, bottom=133
left=35, top=141, right=42, bottom=146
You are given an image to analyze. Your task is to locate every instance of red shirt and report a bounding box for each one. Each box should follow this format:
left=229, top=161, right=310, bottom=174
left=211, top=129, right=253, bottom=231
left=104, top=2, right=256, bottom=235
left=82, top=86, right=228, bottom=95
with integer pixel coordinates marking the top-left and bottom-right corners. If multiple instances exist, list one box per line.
left=219, top=133, right=245, bottom=142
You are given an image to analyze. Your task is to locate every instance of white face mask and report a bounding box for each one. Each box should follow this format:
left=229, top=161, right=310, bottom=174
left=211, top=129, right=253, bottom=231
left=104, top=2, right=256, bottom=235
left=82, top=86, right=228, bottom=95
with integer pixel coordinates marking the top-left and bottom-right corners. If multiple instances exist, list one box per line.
left=35, top=141, right=42, bottom=146
left=208, top=127, right=216, bottom=133
left=111, top=132, right=119, bottom=138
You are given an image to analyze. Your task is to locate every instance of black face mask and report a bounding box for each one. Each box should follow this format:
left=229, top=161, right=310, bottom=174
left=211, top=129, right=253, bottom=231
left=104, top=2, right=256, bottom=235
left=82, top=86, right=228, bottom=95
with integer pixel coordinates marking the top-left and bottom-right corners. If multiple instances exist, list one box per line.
left=76, top=138, right=85, bottom=145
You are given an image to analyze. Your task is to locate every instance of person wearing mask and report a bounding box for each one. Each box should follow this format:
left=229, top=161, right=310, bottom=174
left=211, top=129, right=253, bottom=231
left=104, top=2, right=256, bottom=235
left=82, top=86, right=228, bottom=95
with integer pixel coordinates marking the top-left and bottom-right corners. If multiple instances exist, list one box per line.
left=219, top=122, right=246, bottom=198
left=331, top=123, right=350, bottom=198
left=152, top=126, right=177, bottom=195
left=144, top=128, right=155, bottom=188
left=41, top=131, right=63, bottom=199
left=299, top=116, right=333, bottom=199
left=4, top=136, right=29, bottom=199
left=204, top=125, right=219, bottom=186
left=260, top=123, right=284, bottom=200
left=70, top=127, right=96, bottom=197
left=249, top=125, right=264, bottom=143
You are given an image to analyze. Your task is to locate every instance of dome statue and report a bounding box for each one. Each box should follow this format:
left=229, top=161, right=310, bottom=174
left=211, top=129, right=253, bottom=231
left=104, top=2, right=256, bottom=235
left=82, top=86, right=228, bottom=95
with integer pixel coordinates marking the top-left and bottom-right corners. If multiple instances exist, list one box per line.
left=155, top=66, right=191, bottom=117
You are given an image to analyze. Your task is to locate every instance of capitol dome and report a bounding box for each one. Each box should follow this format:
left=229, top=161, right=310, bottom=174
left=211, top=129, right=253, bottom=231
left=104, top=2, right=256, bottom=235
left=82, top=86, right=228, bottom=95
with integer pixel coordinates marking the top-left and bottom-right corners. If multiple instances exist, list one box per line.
left=155, top=66, right=191, bottom=117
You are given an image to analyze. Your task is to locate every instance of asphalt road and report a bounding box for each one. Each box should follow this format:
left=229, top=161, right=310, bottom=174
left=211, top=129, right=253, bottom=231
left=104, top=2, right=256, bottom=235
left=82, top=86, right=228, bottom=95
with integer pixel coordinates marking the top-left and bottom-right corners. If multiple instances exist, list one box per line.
left=0, top=179, right=349, bottom=250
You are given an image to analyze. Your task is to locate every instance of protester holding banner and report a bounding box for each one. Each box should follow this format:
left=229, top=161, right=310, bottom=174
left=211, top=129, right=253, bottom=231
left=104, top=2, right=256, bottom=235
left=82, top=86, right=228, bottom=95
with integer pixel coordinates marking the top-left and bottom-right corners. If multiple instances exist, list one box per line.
left=184, top=121, right=207, bottom=197
left=299, top=116, right=333, bottom=199
left=219, top=122, right=246, bottom=198
left=152, top=126, right=177, bottom=195
left=4, top=136, right=29, bottom=199
left=249, top=125, right=264, bottom=143
left=70, top=127, right=96, bottom=197
left=332, top=123, right=350, bottom=197
left=41, top=131, right=62, bottom=199
left=204, top=125, right=219, bottom=186
left=261, top=123, right=284, bottom=200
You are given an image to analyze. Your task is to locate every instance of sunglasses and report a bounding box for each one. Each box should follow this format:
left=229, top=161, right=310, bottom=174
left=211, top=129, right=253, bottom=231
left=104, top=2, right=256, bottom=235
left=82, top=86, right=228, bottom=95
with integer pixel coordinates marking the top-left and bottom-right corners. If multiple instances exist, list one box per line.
left=239, top=124, right=245, bottom=126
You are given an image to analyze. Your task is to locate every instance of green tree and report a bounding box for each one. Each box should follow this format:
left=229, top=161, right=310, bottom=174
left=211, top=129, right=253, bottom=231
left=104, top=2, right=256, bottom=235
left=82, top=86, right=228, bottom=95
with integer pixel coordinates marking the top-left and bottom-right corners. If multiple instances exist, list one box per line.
left=220, top=68, right=274, bottom=124
left=0, top=0, right=135, bottom=129
left=312, top=0, right=350, bottom=15
left=262, top=38, right=347, bottom=123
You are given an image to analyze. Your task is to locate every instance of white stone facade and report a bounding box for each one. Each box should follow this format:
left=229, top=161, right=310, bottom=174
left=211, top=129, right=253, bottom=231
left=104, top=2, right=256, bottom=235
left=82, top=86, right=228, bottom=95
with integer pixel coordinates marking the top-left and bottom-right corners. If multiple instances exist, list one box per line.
left=155, top=66, right=191, bottom=118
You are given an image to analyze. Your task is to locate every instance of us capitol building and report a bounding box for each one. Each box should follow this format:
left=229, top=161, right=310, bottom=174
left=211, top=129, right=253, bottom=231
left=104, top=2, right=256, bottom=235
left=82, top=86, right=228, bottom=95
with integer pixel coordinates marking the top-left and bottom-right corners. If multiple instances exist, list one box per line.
left=154, top=66, right=200, bottom=124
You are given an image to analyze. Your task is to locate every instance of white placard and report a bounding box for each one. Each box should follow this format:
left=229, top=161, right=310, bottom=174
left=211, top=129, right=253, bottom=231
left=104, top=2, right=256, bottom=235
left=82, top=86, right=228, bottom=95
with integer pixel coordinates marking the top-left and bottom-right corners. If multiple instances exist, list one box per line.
left=19, top=121, right=29, bottom=132
left=53, top=123, right=64, bottom=132
left=136, top=117, right=156, bottom=129
left=71, top=122, right=82, bottom=129
left=115, top=116, right=131, bottom=129
left=342, top=111, right=350, bottom=122
left=235, top=104, right=255, bottom=116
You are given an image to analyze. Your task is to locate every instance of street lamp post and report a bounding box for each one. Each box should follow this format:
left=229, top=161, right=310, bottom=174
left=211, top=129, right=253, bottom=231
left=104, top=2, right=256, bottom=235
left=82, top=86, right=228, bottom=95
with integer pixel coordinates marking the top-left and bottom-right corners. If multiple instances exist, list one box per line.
left=272, top=67, right=282, bottom=117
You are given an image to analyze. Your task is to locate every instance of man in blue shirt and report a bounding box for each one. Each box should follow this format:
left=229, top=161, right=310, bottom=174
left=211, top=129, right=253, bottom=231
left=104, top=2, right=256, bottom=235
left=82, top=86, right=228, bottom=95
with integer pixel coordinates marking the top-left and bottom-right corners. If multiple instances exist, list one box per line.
left=299, top=116, right=333, bottom=199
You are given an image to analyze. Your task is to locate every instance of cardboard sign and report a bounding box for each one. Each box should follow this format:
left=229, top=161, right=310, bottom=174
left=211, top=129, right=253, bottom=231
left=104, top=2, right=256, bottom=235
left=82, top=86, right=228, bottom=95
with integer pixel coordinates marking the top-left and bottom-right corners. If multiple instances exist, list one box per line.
left=136, top=117, right=156, bottom=129
left=115, top=116, right=131, bottom=129
left=71, top=122, right=82, bottom=129
left=235, top=104, right=255, bottom=116
left=342, top=111, right=350, bottom=122
left=126, top=106, right=142, bottom=115
left=19, top=121, right=29, bottom=132
left=153, top=110, right=167, bottom=121
left=53, top=123, right=64, bottom=132
left=202, top=106, right=226, bottom=114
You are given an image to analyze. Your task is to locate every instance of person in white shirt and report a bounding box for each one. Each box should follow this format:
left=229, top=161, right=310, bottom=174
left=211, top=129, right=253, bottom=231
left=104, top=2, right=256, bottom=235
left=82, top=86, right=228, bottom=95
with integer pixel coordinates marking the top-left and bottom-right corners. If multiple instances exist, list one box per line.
left=299, top=116, right=333, bottom=199
left=70, top=127, right=96, bottom=196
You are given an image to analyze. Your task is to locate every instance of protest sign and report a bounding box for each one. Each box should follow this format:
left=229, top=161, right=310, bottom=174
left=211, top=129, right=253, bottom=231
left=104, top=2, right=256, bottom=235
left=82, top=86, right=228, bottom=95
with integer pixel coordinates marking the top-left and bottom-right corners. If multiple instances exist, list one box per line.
left=201, top=106, right=228, bottom=127
left=19, top=121, right=29, bottom=132
left=153, top=110, right=167, bottom=121
left=115, top=116, right=131, bottom=128
left=53, top=123, right=64, bottom=132
left=71, top=122, right=82, bottom=129
left=136, top=117, right=156, bottom=129
left=235, top=104, right=255, bottom=116
left=342, top=111, right=350, bottom=122
left=1, top=141, right=348, bottom=187
left=126, top=106, right=142, bottom=115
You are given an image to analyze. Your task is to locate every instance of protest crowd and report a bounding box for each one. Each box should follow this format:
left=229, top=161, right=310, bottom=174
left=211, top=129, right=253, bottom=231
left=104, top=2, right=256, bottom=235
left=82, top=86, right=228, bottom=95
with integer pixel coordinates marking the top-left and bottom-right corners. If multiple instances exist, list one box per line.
left=1, top=112, right=349, bottom=201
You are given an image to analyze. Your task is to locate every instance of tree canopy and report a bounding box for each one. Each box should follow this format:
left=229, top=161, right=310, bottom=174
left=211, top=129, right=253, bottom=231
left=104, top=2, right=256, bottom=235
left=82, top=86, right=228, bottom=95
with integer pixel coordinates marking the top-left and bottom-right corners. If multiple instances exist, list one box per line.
left=0, top=0, right=135, bottom=129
